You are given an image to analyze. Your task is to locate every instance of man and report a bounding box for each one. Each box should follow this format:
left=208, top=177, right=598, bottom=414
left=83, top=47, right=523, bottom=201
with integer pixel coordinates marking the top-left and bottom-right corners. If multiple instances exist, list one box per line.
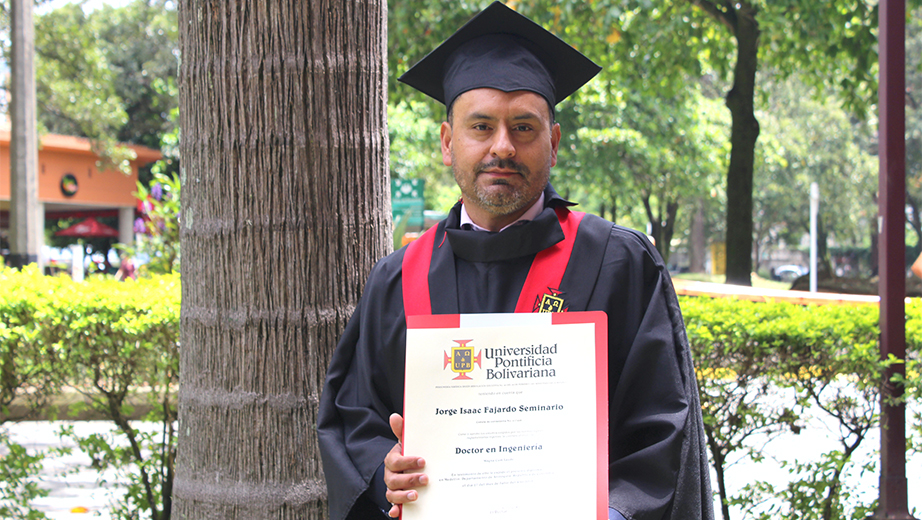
left=318, top=3, right=713, bottom=520
left=115, top=254, right=137, bottom=281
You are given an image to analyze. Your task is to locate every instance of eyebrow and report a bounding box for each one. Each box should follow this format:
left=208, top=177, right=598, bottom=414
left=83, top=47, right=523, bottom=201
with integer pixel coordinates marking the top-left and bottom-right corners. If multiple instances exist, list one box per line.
left=465, top=111, right=542, bottom=122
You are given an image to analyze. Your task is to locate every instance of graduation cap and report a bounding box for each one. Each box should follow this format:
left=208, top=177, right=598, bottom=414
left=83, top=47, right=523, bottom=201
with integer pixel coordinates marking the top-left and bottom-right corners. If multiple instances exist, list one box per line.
left=398, top=1, right=601, bottom=110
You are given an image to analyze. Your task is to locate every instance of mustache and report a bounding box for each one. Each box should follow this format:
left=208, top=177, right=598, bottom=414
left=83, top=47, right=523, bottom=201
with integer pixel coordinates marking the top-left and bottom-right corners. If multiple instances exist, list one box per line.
left=476, top=158, right=528, bottom=175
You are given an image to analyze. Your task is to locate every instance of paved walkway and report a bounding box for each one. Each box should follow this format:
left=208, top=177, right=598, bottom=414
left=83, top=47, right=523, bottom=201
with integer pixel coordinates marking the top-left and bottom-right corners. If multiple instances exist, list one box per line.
left=3, top=422, right=132, bottom=520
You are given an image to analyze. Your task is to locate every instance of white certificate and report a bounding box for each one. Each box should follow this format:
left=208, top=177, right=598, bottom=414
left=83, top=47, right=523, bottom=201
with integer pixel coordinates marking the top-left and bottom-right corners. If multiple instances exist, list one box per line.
left=402, top=312, right=608, bottom=520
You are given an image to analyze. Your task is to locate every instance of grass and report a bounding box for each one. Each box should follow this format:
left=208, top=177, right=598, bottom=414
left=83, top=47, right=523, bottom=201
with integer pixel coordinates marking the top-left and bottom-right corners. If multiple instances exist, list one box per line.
left=673, top=272, right=794, bottom=291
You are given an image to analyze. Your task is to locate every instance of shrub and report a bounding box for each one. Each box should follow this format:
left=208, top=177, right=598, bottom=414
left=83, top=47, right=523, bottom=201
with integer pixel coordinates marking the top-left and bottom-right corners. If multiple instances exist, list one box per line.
left=682, top=295, right=921, bottom=520
left=0, top=268, right=69, bottom=422
left=0, top=266, right=179, bottom=520
left=0, top=429, right=49, bottom=520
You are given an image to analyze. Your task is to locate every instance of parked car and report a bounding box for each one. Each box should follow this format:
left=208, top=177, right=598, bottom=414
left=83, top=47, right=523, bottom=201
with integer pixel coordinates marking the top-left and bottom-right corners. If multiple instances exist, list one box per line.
left=772, top=264, right=809, bottom=282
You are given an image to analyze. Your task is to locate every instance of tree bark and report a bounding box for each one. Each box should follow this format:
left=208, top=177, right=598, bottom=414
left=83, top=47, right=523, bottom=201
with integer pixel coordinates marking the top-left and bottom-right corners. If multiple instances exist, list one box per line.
left=817, top=215, right=831, bottom=276
left=610, top=193, right=618, bottom=225
left=704, top=428, right=731, bottom=520
left=642, top=193, right=679, bottom=265
left=870, top=202, right=880, bottom=277
left=689, top=200, right=706, bottom=273
left=723, top=3, right=760, bottom=286
left=174, top=1, right=389, bottom=518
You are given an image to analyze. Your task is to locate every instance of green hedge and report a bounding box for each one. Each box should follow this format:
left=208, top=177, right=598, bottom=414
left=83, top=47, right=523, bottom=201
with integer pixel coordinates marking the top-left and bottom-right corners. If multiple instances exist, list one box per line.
left=2, top=266, right=920, bottom=520
left=1, top=266, right=180, bottom=420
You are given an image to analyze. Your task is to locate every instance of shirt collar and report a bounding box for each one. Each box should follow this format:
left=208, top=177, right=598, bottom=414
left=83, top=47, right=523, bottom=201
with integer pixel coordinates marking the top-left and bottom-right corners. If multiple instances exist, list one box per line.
left=459, top=193, right=545, bottom=232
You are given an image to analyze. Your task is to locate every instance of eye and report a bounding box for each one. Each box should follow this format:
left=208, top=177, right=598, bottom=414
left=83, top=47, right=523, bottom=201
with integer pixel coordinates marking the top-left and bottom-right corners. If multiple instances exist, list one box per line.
left=513, top=124, right=533, bottom=132
left=472, top=123, right=491, bottom=131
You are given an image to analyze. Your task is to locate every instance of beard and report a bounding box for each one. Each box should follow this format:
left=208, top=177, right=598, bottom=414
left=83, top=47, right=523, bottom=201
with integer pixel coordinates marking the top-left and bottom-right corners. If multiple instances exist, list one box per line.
left=453, top=156, right=550, bottom=217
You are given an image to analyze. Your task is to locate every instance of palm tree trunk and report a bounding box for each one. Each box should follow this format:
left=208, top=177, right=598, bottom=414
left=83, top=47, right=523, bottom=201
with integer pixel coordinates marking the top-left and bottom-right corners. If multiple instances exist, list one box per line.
left=173, top=1, right=390, bottom=518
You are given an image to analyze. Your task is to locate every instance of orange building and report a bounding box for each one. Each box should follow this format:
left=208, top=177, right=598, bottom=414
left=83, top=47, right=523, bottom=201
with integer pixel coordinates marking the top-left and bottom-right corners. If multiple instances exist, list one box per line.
left=0, top=129, right=162, bottom=254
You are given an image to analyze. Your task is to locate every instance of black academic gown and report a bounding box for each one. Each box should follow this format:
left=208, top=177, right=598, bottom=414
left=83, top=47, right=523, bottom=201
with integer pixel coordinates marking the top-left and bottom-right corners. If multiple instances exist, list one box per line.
left=318, top=185, right=714, bottom=520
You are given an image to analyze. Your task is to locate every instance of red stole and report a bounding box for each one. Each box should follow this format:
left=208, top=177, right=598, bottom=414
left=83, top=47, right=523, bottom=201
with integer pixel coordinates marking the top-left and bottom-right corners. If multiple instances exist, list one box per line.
left=402, top=206, right=584, bottom=316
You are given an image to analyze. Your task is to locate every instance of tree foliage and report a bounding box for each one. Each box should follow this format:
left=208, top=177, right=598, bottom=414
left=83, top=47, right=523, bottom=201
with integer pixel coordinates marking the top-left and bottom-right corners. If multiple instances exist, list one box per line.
left=1, top=0, right=179, bottom=174
left=388, top=101, right=458, bottom=213
left=754, top=73, right=878, bottom=274
left=89, top=0, right=178, bottom=151
left=677, top=0, right=898, bottom=284
left=33, top=2, right=130, bottom=169
left=387, top=0, right=900, bottom=277
left=130, top=169, right=181, bottom=275
left=555, top=80, right=729, bottom=263
left=388, top=1, right=728, bottom=264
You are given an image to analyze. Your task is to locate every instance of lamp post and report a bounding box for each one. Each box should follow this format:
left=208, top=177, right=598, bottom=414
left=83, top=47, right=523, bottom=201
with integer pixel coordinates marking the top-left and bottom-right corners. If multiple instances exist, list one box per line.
left=809, top=182, right=818, bottom=293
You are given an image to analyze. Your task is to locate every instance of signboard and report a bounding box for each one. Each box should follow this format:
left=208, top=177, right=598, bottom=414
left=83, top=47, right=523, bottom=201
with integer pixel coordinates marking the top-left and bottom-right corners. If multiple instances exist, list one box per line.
left=392, top=178, right=425, bottom=229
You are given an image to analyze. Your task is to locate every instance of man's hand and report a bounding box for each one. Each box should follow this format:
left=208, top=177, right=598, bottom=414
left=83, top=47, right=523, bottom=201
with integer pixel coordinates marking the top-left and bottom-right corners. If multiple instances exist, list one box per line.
left=383, top=413, right=428, bottom=518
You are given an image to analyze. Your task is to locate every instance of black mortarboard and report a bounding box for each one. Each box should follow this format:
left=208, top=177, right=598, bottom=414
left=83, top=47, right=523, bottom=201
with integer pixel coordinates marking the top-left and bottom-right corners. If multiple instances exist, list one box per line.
left=398, top=1, right=601, bottom=110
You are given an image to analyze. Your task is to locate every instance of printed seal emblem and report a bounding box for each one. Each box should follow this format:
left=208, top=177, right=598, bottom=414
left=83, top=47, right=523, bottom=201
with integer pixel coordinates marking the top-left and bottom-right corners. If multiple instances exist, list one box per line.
left=443, top=339, right=482, bottom=380
left=534, top=287, right=567, bottom=313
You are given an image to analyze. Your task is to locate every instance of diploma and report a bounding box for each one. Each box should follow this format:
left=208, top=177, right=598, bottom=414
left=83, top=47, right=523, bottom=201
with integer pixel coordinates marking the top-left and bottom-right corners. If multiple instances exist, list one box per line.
left=402, top=312, right=608, bottom=520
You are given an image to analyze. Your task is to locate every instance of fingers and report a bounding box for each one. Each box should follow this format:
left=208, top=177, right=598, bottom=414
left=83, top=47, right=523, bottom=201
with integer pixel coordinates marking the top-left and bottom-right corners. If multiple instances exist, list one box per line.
left=384, top=470, right=426, bottom=517
left=384, top=413, right=425, bottom=474
left=385, top=445, right=426, bottom=474
left=385, top=464, right=428, bottom=493
left=383, top=413, right=428, bottom=513
left=384, top=445, right=427, bottom=493
left=385, top=484, right=424, bottom=511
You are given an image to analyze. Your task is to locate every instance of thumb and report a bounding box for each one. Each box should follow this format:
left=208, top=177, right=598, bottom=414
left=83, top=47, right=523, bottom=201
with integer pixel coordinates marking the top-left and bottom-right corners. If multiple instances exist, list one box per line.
left=389, top=413, right=404, bottom=442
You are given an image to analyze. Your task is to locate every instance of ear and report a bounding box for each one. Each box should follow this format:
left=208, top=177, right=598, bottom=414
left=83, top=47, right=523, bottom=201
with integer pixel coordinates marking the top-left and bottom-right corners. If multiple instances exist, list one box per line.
left=440, top=121, right=453, bottom=166
left=550, top=123, right=561, bottom=167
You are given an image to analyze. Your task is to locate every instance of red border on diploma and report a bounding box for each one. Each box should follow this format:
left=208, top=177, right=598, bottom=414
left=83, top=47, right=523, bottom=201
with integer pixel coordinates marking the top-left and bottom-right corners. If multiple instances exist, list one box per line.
left=405, top=312, right=609, bottom=520
left=406, top=314, right=460, bottom=329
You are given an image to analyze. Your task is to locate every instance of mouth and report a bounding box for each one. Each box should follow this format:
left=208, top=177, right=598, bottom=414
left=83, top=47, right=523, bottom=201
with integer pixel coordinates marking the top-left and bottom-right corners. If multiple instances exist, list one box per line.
left=481, top=169, right=520, bottom=176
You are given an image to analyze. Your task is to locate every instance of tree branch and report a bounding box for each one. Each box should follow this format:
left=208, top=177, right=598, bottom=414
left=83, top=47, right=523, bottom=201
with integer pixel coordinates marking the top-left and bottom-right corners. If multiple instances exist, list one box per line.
left=641, top=193, right=658, bottom=228
left=907, top=90, right=920, bottom=111
left=688, top=0, right=735, bottom=34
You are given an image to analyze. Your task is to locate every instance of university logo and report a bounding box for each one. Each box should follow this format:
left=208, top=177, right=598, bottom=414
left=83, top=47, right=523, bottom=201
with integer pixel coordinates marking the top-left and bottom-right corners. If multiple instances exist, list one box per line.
left=533, top=287, right=567, bottom=313
left=443, top=339, right=482, bottom=380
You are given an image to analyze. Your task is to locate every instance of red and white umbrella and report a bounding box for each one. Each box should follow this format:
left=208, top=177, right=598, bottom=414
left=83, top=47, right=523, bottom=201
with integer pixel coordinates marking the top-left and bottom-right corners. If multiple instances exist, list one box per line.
left=54, top=217, right=119, bottom=238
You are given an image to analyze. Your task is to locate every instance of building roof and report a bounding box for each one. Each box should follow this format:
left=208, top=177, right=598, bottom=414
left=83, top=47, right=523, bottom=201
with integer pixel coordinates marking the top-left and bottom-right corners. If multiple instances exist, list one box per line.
left=0, top=128, right=162, bottom=165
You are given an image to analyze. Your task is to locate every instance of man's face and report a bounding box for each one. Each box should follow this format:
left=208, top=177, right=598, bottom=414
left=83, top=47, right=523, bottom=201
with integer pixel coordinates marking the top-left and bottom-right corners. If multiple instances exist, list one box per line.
left=440, top=89, right=561, bottom=227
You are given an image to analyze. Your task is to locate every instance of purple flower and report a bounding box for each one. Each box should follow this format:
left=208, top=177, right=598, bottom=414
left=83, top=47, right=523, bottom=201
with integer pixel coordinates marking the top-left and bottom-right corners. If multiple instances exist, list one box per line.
left=134, top=218, right=146, bottom=234
left=151, top=182, right=163, bottom=201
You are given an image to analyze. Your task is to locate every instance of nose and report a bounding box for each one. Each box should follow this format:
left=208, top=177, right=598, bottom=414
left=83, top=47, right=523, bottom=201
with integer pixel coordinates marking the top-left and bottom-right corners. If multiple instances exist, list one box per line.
left=489, top=127, right=515, bottom=159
